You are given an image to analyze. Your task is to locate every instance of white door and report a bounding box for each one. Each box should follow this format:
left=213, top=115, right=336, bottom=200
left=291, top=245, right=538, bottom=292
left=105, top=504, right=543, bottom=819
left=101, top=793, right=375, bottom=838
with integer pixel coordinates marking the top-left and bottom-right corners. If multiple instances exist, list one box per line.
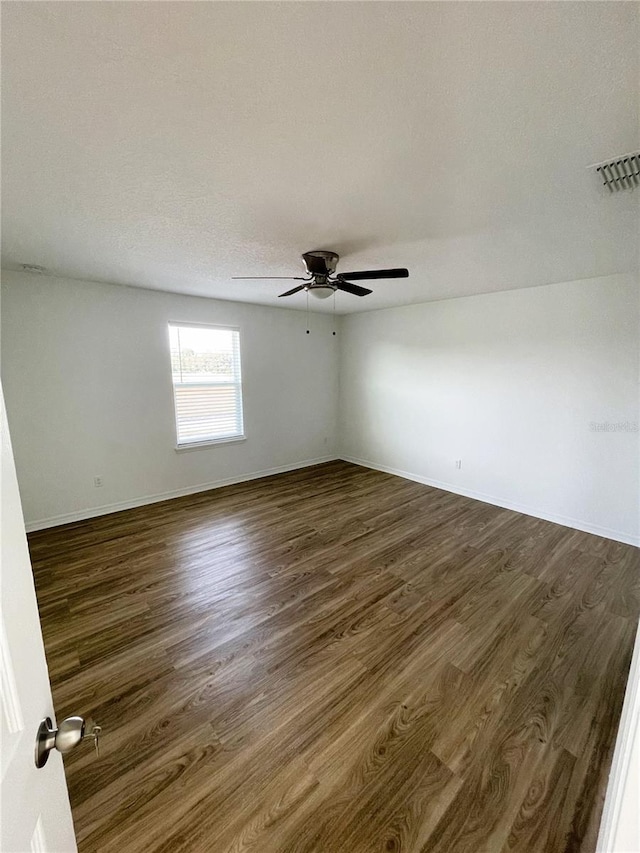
left=1, top=386, right=77, bottom=852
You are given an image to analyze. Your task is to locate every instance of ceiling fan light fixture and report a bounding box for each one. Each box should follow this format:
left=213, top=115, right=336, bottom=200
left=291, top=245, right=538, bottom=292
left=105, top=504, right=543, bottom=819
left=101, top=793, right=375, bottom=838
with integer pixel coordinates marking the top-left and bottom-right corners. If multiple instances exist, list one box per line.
left=309, top=286, right=335, bottom=299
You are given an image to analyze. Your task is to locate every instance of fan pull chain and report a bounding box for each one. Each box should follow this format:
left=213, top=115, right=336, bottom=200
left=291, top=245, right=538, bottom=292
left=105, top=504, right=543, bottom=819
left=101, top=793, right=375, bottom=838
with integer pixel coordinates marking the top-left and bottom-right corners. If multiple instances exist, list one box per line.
left=306, top=289, right=310, bottom=335
left=332, top=290, right=336, bottom=336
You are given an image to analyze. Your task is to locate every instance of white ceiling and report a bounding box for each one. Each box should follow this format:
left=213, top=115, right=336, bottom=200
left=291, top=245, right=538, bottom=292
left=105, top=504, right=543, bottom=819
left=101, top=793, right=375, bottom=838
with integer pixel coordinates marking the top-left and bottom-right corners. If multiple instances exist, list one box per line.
left=2, top=2, right=638, bottom=314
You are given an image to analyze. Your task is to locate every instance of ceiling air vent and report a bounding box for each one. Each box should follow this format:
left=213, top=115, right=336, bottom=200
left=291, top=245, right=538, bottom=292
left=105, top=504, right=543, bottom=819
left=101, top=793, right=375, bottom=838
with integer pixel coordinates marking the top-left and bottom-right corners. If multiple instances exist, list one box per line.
left=589, top=151, right=640, bottom=192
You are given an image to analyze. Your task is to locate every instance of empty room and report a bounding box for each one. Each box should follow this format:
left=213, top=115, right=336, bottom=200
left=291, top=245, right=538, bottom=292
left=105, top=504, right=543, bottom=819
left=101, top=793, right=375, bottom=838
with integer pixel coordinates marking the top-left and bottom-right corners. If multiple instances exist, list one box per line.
left=1, top=2, right=639, bottom=852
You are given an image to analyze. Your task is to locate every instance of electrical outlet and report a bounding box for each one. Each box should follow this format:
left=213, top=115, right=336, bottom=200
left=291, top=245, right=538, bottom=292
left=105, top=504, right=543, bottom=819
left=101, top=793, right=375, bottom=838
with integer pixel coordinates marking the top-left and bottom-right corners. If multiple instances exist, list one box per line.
left=455, top=460, right=462, bottom=469
left=93, top=476, right=104, bottom=488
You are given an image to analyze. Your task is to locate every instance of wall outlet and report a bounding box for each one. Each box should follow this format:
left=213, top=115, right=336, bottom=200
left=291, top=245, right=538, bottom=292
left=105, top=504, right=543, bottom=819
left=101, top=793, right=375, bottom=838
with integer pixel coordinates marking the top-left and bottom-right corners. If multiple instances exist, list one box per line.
left=455, top=460, right=462, bottom=469
left=93, top=476, right=104, bottom=488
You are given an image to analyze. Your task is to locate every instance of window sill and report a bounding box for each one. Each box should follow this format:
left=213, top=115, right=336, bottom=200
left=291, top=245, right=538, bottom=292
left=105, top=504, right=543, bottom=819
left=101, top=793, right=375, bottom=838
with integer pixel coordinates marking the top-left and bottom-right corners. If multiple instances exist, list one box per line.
left=175, top=436, right=246, bottom=452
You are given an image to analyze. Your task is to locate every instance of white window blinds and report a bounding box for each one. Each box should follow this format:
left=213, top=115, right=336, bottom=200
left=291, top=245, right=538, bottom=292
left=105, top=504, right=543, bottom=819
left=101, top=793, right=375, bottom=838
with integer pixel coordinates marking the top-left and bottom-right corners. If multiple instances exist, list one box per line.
left=169, top=324, right=244, bottom=446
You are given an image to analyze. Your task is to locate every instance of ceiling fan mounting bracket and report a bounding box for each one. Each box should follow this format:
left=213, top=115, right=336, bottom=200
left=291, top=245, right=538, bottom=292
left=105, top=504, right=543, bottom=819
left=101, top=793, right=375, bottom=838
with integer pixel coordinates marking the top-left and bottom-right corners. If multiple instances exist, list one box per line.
left=301, top=250, right=339, bottom=277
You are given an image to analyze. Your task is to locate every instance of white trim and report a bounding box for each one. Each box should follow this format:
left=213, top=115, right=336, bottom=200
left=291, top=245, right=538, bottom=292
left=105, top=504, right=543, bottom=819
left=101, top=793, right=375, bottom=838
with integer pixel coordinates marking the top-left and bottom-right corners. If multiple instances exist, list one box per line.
left=168, top=320, right=241, bottom=333
left=25, top=455, right=337, bottom=532
left=339, top=455, right=640, bottom=548
left=27, top=452, right=639, bottom=544
left=175, top=435, right=246, bottom=451
left=597, top=621, right=640, bottom=853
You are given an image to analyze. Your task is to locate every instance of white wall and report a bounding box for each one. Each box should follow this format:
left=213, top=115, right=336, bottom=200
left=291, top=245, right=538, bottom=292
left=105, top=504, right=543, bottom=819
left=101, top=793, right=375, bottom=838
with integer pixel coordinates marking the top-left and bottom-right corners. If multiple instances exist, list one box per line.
left=3, top=270, right=639, bottom=544
left=0, top=271, right=338, bottom=528
left=339, top=273, right=640, bottom=546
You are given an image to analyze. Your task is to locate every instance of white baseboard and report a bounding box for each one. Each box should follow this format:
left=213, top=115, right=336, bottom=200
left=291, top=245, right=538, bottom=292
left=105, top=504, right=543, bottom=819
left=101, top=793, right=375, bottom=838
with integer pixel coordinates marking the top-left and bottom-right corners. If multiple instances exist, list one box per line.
left=27, top=452, right=639, bottom=547
left=339, top=455, right=640, bottom=548
left=25, top=455, right=338, bottom=532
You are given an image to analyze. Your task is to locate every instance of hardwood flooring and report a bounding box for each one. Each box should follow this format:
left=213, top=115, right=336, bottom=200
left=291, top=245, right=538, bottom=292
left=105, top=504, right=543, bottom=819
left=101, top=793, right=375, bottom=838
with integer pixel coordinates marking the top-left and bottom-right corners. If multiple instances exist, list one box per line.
left=29, top=461, right=639, bottom=853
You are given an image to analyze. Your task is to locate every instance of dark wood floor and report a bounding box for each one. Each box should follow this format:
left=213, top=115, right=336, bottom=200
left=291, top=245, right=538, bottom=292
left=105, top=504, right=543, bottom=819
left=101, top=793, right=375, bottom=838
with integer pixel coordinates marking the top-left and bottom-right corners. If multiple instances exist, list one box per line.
left=29, top=461, right=639, bottom=853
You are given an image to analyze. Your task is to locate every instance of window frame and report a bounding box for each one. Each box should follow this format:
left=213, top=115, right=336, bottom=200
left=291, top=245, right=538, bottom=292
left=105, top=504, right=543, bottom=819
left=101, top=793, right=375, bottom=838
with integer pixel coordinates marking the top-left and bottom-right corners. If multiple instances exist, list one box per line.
left=168, top=321, right=246, bottom=451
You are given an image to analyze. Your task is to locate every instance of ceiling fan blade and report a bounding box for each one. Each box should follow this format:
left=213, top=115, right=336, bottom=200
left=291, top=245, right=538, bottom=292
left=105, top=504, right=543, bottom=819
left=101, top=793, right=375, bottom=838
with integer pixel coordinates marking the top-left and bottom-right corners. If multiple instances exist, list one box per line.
left=339, top=268, right=409, bottom=281
left=232, top=276, right=308, bottom=280
left=278, top=285, right=306, bottom=297
left=335, top=281, right=372, bottom=297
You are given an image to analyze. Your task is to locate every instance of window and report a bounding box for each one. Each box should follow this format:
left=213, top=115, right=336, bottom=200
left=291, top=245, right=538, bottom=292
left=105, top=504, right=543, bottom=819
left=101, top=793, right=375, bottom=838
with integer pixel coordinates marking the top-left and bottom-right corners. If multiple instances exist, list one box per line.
left=169, top=323, right=244, bottom=447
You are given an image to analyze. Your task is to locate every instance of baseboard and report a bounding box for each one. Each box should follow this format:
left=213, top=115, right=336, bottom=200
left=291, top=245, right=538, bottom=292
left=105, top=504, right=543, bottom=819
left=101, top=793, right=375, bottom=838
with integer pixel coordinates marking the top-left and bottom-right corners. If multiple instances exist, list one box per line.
left=339, top=455, right=640, bottom=548
left=28, top=452, right=639, bottom=547
left=25, top=455, right=338, bottom=532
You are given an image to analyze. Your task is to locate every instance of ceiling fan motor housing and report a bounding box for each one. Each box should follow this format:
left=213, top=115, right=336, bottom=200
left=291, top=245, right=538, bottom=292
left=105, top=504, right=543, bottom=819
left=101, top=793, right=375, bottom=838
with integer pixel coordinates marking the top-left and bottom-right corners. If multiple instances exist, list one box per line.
left=302, top=250, right=339, bottom=277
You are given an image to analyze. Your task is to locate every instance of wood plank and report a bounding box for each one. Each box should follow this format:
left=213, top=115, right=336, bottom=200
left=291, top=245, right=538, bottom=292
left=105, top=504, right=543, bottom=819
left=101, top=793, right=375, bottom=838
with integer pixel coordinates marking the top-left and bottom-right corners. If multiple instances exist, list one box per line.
left=29, top=460, right=639, bottom=852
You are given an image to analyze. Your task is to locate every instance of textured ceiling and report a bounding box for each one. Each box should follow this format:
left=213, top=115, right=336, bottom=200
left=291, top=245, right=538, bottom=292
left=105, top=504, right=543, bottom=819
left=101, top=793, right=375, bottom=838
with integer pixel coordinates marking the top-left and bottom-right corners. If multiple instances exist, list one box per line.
left=1, top=1, right=639, bottom=314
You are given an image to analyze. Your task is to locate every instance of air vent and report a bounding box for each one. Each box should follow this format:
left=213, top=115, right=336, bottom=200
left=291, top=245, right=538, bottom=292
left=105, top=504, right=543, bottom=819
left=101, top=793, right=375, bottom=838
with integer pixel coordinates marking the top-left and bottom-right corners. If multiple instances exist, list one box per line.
left=21, top=264, right=47, bottom=274
left=589, top=152, right=640, bottom=192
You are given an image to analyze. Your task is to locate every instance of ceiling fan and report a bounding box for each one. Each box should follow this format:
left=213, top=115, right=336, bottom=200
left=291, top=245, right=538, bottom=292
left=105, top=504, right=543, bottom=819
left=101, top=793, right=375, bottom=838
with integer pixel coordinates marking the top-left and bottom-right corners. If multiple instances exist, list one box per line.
left=232, top=250, right=409, bottom=298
